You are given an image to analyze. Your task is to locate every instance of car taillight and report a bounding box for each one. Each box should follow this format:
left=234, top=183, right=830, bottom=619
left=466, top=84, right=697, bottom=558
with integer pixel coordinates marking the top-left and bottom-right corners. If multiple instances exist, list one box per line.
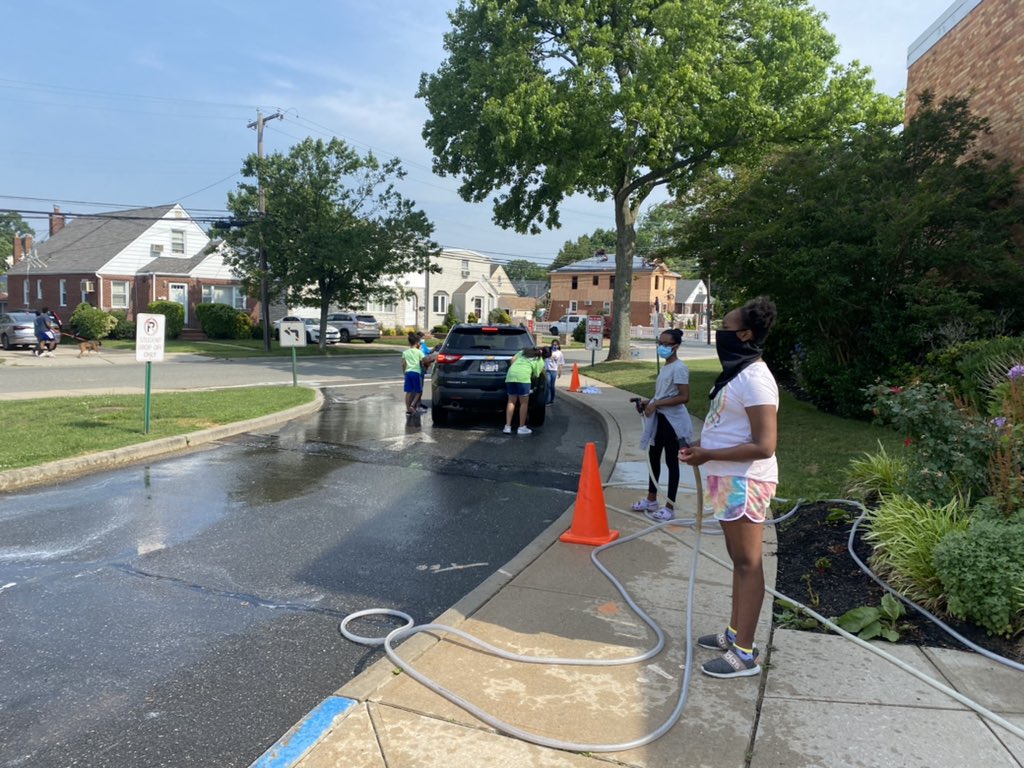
left=436, top=353, right=462, bottom=364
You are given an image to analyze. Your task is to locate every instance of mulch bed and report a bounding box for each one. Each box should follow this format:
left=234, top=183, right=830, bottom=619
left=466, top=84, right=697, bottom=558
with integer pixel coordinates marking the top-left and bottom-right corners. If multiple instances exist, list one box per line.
left=772, top=501, right=1024, bottom=663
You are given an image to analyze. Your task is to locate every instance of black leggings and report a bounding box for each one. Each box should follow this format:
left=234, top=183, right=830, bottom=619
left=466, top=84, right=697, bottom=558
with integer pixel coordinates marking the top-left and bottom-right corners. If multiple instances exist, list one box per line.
left=648, top=413, right=682, bottom=505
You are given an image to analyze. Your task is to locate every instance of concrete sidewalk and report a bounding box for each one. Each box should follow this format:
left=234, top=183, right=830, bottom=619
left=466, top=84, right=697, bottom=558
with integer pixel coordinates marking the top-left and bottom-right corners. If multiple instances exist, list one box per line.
left=255, top=369, right=1024, bottom=767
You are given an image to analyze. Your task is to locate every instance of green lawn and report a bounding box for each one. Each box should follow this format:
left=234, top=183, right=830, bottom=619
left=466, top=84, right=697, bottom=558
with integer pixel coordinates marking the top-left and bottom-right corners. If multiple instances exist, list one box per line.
left=0, top=387, right=316, bottom=471
left=586, top=359, right=903, bottom=501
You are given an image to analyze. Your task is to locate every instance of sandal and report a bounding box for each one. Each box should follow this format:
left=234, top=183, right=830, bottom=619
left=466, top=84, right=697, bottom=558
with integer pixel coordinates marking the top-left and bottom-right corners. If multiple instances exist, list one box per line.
left=630, top=498, right=658, bottom=513
left=644, top=506, right=676, bottom=522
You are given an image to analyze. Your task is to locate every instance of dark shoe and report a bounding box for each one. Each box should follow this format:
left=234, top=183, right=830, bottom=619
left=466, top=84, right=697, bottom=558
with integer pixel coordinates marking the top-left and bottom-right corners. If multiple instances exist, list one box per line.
left=701, top=649, right=760, bottom=679
left=697, top=631, right=733, bottom=651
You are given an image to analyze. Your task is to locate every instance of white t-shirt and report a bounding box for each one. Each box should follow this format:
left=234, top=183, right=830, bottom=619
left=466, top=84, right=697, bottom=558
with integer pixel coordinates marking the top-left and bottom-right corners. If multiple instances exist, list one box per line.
left=545, top=348, right=564, bottom=372
left=700, top=361, right=778, bottom=482
left=646, top=358, right=693, bottom=443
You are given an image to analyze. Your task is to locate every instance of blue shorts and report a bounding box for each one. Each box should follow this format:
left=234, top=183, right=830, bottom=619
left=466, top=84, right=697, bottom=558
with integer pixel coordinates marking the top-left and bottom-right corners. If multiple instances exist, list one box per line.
left=506, top=382, right=530, bottom=396
left=404, top=371, right=423, bottom=393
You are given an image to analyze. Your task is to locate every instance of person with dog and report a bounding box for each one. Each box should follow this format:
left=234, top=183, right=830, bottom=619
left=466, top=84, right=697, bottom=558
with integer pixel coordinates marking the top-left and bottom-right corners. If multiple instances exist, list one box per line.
left=503, top=346, right=546, bottom=435
left=679, top=296, right=778, bottom=680
left=33, top=308, right=57, bottom=357
left=630, top=327, right=692, bottom=522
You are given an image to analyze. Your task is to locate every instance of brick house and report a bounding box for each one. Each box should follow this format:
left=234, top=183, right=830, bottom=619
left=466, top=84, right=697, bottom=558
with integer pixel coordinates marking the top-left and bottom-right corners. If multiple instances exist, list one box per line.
left=5, top=204, right=253, bottom=330
left=549, top=254, right=686, bottom=326
left=906, top=0, right=1024, bottom=175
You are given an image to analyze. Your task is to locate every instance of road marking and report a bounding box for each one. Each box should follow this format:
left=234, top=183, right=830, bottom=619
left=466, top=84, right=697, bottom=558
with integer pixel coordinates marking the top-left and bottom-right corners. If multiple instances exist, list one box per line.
left=0, top=582, right=15, bottom=594
left=416, top=562, right=489, bottom=574
left=249, top=695, right=356, bottom=767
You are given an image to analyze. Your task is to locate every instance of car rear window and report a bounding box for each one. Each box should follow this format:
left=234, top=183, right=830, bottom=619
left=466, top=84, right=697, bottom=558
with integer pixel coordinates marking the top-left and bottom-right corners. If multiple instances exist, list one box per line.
left=356, top=315, right=377, bottom=322
left=444, top=328, right=533, bottom=352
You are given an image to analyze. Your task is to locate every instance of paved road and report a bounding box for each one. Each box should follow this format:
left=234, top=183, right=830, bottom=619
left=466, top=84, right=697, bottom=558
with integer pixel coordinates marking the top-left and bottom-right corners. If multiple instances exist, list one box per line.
left=0, top=366, right=604, bottom=768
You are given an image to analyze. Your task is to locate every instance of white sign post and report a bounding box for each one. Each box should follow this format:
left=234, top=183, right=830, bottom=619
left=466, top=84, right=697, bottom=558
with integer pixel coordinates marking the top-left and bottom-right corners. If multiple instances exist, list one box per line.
left=278, top=320, right=307, bottom=386
left=135, top=313, right=166, bottom=434
left=586, top=315, right=604, bottom=365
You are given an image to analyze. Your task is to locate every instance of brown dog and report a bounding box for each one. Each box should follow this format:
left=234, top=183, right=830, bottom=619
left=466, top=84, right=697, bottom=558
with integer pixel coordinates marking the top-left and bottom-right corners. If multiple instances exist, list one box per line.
left=77, top=339, right=102, bottom=358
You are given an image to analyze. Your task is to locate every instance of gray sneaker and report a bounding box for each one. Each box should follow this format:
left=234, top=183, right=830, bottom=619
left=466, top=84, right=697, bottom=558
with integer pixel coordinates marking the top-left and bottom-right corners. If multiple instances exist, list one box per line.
left=697, top=631, right=733, bottom=651
left=701, top=649, right=761, bottom=679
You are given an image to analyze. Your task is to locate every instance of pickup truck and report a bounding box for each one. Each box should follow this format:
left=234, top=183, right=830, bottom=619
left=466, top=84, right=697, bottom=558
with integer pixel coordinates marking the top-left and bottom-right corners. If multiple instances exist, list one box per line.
left=547, top=314, right=612, bottom=338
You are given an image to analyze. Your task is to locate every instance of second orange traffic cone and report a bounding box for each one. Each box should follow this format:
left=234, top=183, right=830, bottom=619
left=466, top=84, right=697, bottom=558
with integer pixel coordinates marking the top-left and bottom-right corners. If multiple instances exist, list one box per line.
left=560, top=442, right=619, bottom=546
left=568, top=363, right=581, bottom=393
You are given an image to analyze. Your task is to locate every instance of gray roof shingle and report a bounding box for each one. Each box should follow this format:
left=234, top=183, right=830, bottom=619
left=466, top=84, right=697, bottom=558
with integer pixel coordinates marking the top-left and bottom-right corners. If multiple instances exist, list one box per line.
left=7, top=205, right=176, bottom=275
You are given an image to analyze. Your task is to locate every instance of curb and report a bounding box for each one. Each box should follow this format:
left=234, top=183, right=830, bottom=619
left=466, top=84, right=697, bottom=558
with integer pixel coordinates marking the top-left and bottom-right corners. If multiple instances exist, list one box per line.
left=0, top=388, right=325, bottom=493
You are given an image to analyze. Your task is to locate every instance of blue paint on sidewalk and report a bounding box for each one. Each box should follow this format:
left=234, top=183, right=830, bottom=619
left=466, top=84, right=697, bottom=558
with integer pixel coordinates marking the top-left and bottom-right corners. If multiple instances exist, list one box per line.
left=250, top=695, right=357, bottom=767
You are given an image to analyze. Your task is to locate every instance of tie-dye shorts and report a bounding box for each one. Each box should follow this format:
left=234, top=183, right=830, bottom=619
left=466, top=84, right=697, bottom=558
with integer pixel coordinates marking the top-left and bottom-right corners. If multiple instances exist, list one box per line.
left=708, top=475, right=777, bottom=523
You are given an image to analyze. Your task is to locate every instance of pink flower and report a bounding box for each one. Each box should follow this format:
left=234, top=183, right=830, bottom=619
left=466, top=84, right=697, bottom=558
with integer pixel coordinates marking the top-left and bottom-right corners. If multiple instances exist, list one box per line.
left=890, top=386, right=904, bottom=394
left=904, top=438, right=913, bottom=447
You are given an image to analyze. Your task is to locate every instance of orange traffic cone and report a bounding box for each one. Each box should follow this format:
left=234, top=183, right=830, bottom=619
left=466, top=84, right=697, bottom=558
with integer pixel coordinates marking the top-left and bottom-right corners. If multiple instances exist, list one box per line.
left=560, top=442, right=619, bottom=546
left=568, top=363, right=581, bottom=393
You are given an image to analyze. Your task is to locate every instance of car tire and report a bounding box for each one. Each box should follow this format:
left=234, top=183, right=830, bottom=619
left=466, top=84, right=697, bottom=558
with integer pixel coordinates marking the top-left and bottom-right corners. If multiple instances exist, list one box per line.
left=528, top=401, right=546, bottom=426
left=306, top=332, right=314, bottom=343
left=1, top=334, right=9, bottom=351
left=549, top=326, right=559, bottom=336
left=339, top=329, right=351, bottom=343
left=362, top=338, right=373, bottom=343
left=431, top=404, right=448, bottom=425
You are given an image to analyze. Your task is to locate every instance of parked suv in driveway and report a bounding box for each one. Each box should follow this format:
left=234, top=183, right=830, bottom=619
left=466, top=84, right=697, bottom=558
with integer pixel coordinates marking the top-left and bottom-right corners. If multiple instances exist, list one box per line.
left=430, top=324, right=546, bottom=426
left=325, top=312, right=380, bottom=343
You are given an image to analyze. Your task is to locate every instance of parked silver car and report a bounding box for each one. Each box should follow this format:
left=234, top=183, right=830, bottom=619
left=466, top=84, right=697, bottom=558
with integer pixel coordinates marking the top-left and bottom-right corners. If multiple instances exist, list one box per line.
left=325, top=312, right=380, bottom=343
left=0, top=311, right=42, bottom=350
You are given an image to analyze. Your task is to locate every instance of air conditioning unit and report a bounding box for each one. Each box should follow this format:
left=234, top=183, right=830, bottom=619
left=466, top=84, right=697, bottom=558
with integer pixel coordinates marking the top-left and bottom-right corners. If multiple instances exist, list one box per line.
left=82, top=280, right=95, bottom=292
left=461, top=270, right=470, bottom=278
left=152, top=244, right=164, bottom=253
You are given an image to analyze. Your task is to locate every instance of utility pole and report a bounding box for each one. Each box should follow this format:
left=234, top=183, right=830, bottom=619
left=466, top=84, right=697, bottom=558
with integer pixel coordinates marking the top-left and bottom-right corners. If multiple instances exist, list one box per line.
left=248, top=110, right=284, bottom=352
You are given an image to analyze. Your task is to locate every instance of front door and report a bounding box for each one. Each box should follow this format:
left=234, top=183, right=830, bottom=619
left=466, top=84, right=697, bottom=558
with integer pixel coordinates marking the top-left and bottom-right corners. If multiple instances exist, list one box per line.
left=168, top=283, right=188, bottom=325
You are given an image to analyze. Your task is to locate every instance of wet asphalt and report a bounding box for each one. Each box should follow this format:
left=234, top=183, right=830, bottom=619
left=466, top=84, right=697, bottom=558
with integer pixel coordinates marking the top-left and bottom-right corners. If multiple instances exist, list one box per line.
left=0, top=382, right=603, bottom=768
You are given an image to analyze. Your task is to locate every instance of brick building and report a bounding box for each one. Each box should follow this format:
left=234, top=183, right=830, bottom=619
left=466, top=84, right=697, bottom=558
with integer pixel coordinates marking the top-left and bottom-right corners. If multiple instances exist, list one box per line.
left=549, top=254, right=681, bottom=326
left=906, top=0, right=1024, bottom=174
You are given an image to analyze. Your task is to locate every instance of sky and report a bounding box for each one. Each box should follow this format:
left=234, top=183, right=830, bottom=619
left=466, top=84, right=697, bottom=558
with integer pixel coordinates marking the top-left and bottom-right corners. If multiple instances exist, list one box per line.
left=0, top=0, right=952, bottom=268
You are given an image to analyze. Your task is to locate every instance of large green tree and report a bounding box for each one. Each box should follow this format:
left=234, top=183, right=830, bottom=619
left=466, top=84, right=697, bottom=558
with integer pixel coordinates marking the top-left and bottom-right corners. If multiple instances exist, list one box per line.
left=550, top=228, right=617, bottom=271
left=418, top=0, right=894, bottom=359
left=224, top=138, right=438, bottom=348
left=1, top=212, right=35, bottom=270
left=680, top=93, right=1024, bottom=415
left=502, top=258, right=549, bottom=281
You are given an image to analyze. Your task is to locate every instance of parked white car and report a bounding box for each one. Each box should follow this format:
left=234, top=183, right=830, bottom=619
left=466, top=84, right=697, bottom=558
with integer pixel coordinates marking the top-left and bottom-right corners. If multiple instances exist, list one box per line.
left=547, top=314, right=585, bottom=336
left=273, top=316, right=341, bottom=345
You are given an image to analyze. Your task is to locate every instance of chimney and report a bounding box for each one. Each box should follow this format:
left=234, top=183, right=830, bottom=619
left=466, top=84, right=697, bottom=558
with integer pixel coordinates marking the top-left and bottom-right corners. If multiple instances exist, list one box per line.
left=12, top=233, right=33, bottom=265
left=49, top=205, right=65, bottom=237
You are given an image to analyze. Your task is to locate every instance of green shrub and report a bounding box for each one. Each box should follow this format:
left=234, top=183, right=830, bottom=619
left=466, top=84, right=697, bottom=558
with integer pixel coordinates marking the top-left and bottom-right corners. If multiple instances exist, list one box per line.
left=844, top=442, right=909, bottom=503
left=864, top=494, right=971, bottom=611
left=934, top=517, right=1024, bottom=637
left=108, top=310, right=136, bottom=340
left=487, top=308, right=511, bottom=324
left=69, top=303, right=116, bottom=340
left=572, top=318, right=587, bottom=343
left=866, top=382, right=994, bottom=505
left=923, top=336, right=1024, bottom=411
left=195, top=303, right=252, bottom=339
left=467, top=312, right=479, bottom=323
left=147, top=301, right=184, bottom=339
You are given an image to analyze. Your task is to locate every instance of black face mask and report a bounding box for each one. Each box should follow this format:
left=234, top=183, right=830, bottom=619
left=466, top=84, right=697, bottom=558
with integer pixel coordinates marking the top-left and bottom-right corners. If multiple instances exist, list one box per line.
left=710, top=330, right=762, bottom=399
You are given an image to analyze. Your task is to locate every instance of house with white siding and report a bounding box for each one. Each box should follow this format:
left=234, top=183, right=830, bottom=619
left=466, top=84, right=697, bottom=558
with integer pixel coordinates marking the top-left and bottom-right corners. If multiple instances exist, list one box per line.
left=5, top=204, right=252, bottom=330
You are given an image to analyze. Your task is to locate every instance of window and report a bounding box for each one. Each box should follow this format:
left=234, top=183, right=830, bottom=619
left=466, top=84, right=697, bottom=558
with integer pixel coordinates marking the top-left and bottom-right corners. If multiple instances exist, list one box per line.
left=655, top=276, right=660, bottom=290
left=23, top=280, right=29, bottom=305
left=59, top=279, right=67, bottom=307
left=171, top=229, right=185, bottom=254
left=603, top=301, right=611, bottom=313
left=592, top=275, right=599, bottom=286
left=202, top=285, right=247, bottom=310
left=36, top=279, right=43, bottom=300
left=609, top=275, right=615, bottom=289
left=571, top=276, right=578, bottom=289
left=432, top=292, right=448, bottom=314
left=569, top=300, right=578, bottom=312
left=364, top=300, right=396, bottom=313
left=111, top=280, right=129, bottom=309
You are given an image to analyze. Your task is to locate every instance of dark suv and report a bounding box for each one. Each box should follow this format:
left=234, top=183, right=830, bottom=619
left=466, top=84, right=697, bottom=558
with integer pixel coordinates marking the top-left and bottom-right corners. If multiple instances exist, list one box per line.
left=430, top=324, right=546, bottom=426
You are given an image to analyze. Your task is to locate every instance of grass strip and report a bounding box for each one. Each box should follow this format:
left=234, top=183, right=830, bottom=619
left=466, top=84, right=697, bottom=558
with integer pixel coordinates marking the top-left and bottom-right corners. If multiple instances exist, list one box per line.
left=0, top=386, right=316, bottom=470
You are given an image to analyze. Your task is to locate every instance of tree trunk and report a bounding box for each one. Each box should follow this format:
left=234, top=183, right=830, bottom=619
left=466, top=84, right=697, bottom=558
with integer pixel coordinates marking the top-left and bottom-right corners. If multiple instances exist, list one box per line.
left=607, top=191, right=638, bottom=361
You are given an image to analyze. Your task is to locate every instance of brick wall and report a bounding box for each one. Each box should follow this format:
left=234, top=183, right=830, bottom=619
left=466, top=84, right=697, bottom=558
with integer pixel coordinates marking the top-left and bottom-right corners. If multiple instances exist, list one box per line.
left=906, top=0, right=1024, bottom=174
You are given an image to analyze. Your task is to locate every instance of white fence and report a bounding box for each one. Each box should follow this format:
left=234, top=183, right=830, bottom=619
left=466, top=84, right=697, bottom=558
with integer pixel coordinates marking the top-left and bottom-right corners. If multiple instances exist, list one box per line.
left=630, top=326, right=707, bottom=341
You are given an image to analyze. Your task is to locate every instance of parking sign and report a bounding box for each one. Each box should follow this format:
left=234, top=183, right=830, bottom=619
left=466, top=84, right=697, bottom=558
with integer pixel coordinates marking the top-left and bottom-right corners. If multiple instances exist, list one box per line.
left=135, top=313, right=166, bottom=362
